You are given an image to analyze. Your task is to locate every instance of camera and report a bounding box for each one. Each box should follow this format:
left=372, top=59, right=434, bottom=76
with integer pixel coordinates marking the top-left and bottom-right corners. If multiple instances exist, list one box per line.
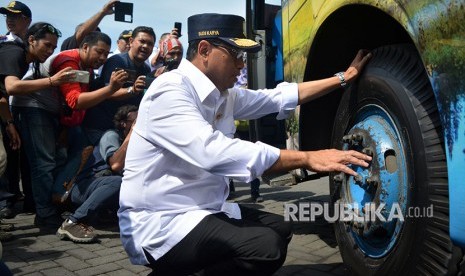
left=114, top=67, right=137, bottom=83
left=69, top=70, right=90, bottom=84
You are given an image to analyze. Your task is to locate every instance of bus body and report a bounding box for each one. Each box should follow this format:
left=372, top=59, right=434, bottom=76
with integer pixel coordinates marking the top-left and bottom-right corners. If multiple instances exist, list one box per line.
left=248, top=0, right=465, bottom=274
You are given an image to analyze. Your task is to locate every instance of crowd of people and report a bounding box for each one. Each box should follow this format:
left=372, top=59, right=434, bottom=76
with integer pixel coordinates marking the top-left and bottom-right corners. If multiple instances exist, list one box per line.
left=0, top=0, right=183, bottom=241
left=0, top=0, right=372, bottom=275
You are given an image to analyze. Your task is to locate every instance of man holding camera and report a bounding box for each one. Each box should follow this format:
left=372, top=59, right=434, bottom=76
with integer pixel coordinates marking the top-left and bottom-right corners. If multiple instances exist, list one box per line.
left=82, top=26, right=155, bottom=145
left=52, top=31, right=127, bottom=125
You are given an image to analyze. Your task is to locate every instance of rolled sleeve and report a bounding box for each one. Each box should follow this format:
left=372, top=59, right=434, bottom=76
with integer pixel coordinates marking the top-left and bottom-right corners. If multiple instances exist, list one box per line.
left=275, top=82, right=298, bottom=120
left=232, top=82, right=298, bottom=121
left=245, top=141, right=280, bottom=182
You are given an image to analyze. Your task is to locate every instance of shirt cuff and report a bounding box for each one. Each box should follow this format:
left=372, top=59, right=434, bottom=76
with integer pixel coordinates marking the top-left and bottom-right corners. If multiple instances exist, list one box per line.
left=276, top=82, right=299, bottom=120
left=248, top=141, right=280, bottom=182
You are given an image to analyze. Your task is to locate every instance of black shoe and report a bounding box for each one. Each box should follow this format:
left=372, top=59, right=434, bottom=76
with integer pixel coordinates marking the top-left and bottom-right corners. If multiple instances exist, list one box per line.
left=34, top=214, right=64, bottom=228
left=251, top=195, right=264, bottom=203
left=0, top=207, right=16, bottom=219
left=22, top=208, right=36, bottom=215
left=22, top=201, right=36, bottom=214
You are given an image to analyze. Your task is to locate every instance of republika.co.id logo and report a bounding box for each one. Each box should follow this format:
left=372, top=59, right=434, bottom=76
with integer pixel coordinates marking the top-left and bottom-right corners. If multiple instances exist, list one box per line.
left=284, top=202, right=434, bottom=223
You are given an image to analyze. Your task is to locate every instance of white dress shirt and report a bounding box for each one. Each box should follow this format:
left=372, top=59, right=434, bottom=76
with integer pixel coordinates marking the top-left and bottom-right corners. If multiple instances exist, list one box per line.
left=118, top=58, right=298, bottom=265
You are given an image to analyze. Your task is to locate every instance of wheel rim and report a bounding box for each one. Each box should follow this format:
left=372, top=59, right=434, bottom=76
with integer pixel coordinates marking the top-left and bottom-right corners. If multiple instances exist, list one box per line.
left=341, top=104, right=408, bottom=258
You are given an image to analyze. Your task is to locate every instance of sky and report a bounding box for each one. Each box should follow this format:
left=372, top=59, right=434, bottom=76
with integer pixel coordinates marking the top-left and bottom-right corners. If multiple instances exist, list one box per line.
left=1, top=0, right=281, bottom=52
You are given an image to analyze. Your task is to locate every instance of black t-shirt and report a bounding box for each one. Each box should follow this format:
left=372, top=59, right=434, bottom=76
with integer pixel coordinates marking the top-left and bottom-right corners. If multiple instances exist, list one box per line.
left=0, top=42, right=28, bottom=97
left=61, top=35, right=78, bottom=51
left=82, top=52, right=150, bottom=141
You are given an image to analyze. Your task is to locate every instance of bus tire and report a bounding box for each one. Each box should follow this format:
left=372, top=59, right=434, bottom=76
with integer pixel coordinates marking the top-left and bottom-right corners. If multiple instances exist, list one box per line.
left=330, top=44, right=462, bottom=275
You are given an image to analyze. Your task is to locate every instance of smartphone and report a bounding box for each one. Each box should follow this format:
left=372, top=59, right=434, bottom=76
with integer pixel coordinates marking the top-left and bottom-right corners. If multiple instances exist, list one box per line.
left=114, top=67, right=137, bottom=83
left=174, top=22, right=182, bottom=37
left=114, top=2, right=133, bottom=23
left=69, top=70, right=90, bottom=84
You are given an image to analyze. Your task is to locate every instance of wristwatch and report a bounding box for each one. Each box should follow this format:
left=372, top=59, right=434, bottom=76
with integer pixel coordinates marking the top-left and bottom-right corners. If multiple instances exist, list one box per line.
left=127, top=86, right=135, bottom=95
left=334, top=72, right=347, bottom=87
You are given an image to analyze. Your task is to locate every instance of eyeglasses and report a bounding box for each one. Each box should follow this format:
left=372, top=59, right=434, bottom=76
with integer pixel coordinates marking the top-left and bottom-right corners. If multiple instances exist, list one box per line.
left=3, top=13, right=27, bottom=20
left=209, top=41, right=245, bottom=61
left=42, top=24, right=62, bottom=37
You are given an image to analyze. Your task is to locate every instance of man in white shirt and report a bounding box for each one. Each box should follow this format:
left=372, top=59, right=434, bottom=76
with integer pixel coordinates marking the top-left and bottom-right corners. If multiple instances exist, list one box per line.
left=118, top=13, right=372, bottom=275
left=110, top=29, right=132, bottom=57
left=0, top=0, right=31, bottom=43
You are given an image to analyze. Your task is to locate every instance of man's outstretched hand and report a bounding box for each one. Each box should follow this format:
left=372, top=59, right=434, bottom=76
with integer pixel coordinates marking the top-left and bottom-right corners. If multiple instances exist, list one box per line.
left=306, top=149, right=372, bottom=176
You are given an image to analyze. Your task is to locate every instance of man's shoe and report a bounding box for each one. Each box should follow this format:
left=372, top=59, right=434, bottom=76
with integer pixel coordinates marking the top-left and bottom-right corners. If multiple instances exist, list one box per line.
left=0, top=207, right=15, bottom=219
left=34, top=214, right=63, bottom=228
left=56, top=219, right=97, bottom=243
left=252, top=196, right=264, bottom=203
left=22, top=201, right=36, bottom=214
left=0, top=230, right=14, bottom=242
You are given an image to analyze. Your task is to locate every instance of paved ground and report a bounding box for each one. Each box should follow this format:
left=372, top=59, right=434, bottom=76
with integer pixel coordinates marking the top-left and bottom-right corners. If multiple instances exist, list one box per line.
left=1, top=175, right=347, bottom=275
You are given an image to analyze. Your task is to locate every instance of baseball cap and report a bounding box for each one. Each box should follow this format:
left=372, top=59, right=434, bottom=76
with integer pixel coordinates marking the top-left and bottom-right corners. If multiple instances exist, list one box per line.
left=187, top=13, right=260, bottom=53
left=118, top=30, right=132, bottom=40
left=0, top=1, right=32, bottom=18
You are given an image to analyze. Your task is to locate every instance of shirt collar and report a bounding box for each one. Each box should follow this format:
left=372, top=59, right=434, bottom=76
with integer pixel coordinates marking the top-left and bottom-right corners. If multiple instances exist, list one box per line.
left=2, top=33, right=24, bottom=44
left=178, top=58, right=219, bottom=102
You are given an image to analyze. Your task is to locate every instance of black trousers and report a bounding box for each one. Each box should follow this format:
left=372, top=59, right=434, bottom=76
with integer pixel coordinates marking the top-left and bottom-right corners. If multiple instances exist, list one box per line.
left=146, top=205, right=293, bottom=276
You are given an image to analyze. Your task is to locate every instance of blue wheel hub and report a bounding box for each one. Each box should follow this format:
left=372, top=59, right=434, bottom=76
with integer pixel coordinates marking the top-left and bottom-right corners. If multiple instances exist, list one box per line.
left=335, top=104, right=408, bottom=258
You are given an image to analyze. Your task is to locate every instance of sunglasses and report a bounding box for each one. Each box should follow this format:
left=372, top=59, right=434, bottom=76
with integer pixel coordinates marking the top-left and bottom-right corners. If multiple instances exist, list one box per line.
left=209, top=41, right=245, bottom=61
left=2, top=13, right=27, bottom=20
left=39, top=24, right=62, bottom=38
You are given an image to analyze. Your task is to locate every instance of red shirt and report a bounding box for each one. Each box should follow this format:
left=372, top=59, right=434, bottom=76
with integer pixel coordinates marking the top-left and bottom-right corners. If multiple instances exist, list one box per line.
left=51, top=49, right=91, bottom=109
left=51, top=49, right=91, bottom=126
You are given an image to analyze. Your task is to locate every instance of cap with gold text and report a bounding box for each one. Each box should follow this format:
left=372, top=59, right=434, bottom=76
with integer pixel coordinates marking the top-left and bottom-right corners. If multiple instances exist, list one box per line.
left=188, top=13, right=260, bottom=53
left=0, top=1, right=31, bottom=18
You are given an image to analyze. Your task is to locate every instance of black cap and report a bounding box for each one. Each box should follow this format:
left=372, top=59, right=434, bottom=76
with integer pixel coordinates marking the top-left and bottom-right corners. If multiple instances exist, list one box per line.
left=119, top=30, right=132, bottom=40
left=0, top=1, right=31, bottom=18
left=188, top=13, right=260, bottom=53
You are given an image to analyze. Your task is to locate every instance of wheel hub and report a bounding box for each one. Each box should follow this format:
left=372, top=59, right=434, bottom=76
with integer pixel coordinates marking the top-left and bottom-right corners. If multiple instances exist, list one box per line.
left=338, top=104, right=408, bottom=258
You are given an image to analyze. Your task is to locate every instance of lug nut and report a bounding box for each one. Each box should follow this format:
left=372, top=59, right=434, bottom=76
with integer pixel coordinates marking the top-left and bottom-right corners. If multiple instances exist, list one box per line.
left=366, top=177, right=379, bottom=188
left=362, top=147, right=373, bottom=157
left=343, top=134, right=353, bottom=144
left=354, top=175, right=363, bottom=183
left=353, top=133, right=364, bottom=143
left=333, top=173, right=344, bottom=183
